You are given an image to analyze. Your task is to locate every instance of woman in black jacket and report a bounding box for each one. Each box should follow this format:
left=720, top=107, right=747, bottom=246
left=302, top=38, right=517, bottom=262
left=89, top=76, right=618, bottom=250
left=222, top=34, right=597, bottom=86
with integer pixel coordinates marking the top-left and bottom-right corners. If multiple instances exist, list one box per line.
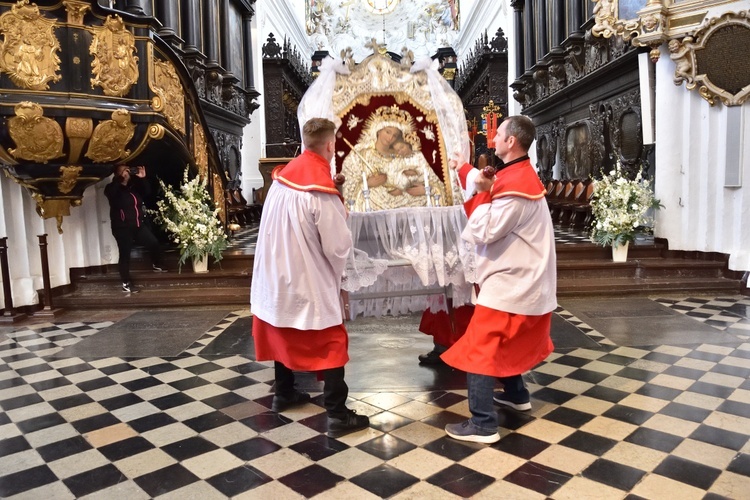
left=104, top=165, right=165, bottom=292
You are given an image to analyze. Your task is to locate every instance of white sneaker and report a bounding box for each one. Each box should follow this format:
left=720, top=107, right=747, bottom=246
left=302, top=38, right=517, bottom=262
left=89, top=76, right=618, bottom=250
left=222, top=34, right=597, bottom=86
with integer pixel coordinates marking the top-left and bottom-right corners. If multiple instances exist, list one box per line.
left=493, top=393, right=532, bottom=411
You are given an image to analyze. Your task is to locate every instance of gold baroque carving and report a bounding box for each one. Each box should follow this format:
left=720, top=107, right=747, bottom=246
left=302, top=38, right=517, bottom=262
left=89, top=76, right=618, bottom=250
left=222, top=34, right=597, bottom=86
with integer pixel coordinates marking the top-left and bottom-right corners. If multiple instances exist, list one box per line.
left=212, top=172, right=225, bottom=225
left=0, top=0, right=62, bottom=90
left=150, top=57, right=186, bottom=134
left=85, top=109, right=135, bottom=162
left=65, top=117, right=93, bottom=164
left=63, top=0, right=90, bottom=26
left=193, top=121, right=208, bottom=180
left=58, top=165, right=82, bottom=194
left=7, top=102, right=64, bottom=163
left=89, top=15, right=139, bottom=96
left=669, top=11, right=750, bottom=106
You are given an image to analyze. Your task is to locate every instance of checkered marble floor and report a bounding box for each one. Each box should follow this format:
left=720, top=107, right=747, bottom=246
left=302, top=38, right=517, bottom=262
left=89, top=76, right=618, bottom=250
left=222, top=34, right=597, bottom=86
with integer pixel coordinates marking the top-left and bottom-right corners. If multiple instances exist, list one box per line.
left=1, top=296, right=750, bottom=499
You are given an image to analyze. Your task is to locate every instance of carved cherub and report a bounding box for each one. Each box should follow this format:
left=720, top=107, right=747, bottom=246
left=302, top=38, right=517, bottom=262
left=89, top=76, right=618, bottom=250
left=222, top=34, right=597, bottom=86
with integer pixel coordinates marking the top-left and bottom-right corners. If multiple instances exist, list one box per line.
left=400, top=47, right=414, bottom=67
left=668, top=37, right=694, bottom=87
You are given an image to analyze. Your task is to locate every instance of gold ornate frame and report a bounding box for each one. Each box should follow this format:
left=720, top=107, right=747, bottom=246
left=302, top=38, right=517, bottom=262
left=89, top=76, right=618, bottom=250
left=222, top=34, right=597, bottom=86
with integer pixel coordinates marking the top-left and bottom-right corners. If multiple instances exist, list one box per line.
left=593, top=0, right=748, bottom=106
left=331, top=51, right=458, bottom=204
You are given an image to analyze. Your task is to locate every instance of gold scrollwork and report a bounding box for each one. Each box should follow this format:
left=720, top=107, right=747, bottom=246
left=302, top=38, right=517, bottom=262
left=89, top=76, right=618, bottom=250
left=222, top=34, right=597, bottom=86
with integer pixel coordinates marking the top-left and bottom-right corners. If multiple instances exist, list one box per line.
left=89, top=15, right=139, bottom=97
left=58, top=165, right=82, bottom=194
left=62, top=0, right=90, bottom=26
left=85, top=109, right=135, bottom=162
left=193, top=121, right=208, bottom=180
left=65, top=117, right=93, bottom=164
left=150, top=57, right=186, bottom=134
left=148, top=124, right=165, bottom=140
left=7, top=102, right=64, bottom=162
left=669, top=11, right=750, bottom=106
left=0, top=0, right=62, bottom=90
left=212, top=172, right=226, bottom=225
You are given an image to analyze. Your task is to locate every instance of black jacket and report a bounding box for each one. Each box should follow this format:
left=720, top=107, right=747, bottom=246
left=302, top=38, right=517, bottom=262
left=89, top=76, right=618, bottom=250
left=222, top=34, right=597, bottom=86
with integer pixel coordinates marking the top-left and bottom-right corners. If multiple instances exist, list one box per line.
left=104, top=177, right=150, bottom=229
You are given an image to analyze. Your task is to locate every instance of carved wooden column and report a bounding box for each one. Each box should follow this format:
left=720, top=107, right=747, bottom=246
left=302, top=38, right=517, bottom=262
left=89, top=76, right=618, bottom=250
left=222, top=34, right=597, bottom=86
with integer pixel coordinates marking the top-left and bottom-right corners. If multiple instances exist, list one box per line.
left=155, top=0, right=179, bottom=39
left=536, top=0, right=549, bottom=61
left=181, top=0, right=202, bottom=53
left=511, top=0, right=525, bottom=78
left=523, top=0, right=535, bottom=70
left=203, top=0, right=221, bottom=67
left=552, top=0, right=566, bottom=48
left=124, top=0, right=146, bottom=15
left=220, top=2, right=233, bottom=77
left=568, top=0, right=585, bottom=35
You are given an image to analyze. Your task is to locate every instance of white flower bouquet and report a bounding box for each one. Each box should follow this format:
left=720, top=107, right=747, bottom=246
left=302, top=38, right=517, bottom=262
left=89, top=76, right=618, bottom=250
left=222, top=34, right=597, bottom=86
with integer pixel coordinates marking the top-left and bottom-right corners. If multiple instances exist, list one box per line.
left=151, top=167, right=228, bottom=270
left=589, top=162, right=662, bottom=247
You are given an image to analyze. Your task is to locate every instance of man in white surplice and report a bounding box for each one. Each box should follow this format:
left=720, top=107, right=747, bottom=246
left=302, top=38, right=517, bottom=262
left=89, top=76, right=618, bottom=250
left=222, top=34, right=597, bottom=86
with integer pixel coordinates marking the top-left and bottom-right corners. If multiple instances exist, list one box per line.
left=250, top=118, right=370, bottom=438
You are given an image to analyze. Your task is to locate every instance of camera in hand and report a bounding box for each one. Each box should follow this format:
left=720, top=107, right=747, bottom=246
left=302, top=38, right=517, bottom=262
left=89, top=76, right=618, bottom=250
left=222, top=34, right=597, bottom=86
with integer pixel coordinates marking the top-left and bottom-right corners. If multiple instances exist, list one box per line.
left=128, top=166, right=139, bottom=175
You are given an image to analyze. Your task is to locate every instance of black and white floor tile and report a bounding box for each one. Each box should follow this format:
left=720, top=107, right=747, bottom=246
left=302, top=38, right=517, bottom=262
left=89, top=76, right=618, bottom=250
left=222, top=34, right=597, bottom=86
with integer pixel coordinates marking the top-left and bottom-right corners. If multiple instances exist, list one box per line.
left=1, top=296, right=750, bottom=498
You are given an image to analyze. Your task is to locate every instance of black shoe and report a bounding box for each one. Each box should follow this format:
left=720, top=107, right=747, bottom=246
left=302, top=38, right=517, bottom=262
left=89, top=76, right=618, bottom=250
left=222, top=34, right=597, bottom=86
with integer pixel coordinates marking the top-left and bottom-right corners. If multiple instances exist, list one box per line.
left=121, top=282, right=139, bottom=293
left=418, top=350, right=446, bottom=365
left=271, top=391, right=311, bottom=412
left=327, top=410, right=369, bottom=437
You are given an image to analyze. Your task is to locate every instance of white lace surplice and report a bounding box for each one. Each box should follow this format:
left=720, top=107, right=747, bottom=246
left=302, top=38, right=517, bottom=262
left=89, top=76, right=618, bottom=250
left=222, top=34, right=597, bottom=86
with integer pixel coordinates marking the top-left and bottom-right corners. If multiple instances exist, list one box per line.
left=342, top=206, right=476, bottom=318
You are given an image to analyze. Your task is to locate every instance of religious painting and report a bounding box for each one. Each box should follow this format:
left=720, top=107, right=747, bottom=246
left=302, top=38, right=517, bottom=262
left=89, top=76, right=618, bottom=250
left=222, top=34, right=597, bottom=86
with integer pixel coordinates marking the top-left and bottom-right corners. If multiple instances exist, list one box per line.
left=564, top=122, right=593, bottom=180
left=338, top=100, right=446, bottom=212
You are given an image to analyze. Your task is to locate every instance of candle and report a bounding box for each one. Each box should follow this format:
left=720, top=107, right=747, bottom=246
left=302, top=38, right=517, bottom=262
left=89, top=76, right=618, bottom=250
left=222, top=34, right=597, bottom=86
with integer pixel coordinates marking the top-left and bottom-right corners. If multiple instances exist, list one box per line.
left=361, top=172, right=368, bottom=192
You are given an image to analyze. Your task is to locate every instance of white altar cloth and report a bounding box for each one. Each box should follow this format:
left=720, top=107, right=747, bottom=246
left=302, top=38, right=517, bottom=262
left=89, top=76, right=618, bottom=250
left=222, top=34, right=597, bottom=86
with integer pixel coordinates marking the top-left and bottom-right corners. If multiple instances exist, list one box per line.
left=342, top=206, right=476, bottom=318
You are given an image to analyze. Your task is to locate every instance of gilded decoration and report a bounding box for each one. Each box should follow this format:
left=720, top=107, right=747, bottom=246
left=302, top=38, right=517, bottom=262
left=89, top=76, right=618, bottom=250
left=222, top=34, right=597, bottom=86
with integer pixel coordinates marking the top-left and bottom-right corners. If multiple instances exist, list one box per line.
left=89, top=15, right=139, bottom=96
left=58, top=165, right=82, bottom=194
left=7, top=102, right=64, bottom=163
left=150, top=57, right=186, bottom=134
left=64, top=117, right=93, bottom=164
left=212, top=172, right=225, bottom=224
left=0, top=0, right=62, bottom=90
left=62, top=0, right=90, bottom=26
left=85, top=109, right=135, bottom=163
left=193, top=121, right=208, bottom=180
left=668, top=11, right=750, bottom=106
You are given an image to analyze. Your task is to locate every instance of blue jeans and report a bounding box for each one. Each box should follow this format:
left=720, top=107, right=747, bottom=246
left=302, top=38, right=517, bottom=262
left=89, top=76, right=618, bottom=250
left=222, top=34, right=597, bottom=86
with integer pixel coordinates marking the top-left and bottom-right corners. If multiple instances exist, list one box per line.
left=467, top=373, right=528, bottom=430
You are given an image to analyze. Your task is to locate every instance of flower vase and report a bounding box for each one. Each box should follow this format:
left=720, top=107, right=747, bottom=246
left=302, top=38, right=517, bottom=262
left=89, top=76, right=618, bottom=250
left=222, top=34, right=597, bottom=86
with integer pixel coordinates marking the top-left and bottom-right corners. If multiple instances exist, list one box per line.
left=192, top=254, right=209, bottom=273
left=612, top=241, right=629, bottom=262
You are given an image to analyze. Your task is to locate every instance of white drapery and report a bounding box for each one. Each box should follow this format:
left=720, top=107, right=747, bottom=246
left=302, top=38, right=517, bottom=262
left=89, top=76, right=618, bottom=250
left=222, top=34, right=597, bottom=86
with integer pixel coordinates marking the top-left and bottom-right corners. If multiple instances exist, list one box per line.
left=342, top=205, right=475, bottom=318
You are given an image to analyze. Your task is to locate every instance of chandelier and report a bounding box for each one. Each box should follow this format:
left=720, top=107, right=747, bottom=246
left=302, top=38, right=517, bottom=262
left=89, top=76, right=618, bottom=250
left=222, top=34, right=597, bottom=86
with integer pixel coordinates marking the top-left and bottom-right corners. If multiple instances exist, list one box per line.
left=364, top=0, right=399, bottom=15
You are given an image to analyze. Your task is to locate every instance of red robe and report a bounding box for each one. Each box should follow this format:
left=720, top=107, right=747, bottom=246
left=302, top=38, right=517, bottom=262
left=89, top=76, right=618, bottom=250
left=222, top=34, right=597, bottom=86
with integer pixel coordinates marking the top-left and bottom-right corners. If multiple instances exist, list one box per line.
left=441, top=157, right=555, bottom=377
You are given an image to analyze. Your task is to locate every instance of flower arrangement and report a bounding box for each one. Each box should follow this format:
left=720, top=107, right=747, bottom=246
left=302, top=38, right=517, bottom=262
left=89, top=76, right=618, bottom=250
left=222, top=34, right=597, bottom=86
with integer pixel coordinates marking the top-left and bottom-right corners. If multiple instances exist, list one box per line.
left=150, top=167, right=228, bottom=270
left=589, top=161, right=662, bottom=247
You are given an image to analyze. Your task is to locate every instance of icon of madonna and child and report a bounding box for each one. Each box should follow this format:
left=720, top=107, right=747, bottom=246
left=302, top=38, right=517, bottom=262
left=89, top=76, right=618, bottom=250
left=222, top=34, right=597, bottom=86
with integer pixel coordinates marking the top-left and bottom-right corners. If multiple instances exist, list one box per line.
left=341, top=105, right=446, bottom=212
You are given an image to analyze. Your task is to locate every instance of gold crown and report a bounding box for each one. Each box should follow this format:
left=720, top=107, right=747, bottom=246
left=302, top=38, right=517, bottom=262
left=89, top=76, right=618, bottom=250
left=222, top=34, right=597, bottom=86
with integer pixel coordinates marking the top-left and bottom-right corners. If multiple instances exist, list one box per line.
left=361, top=105, right=416, bottom=144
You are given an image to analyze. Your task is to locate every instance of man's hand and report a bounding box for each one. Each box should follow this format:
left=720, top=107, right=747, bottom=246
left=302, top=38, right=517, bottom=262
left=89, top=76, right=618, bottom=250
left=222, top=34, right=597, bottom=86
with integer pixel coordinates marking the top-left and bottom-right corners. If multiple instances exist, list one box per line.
left=448, top=153, right=462, bottom=171
left=406, top=185, right=426, bottom=196
left=367, top=173, right=387, bottom=188
left=134, top=166, right=146, bottom=178
left=474, top=172, right=494, bottom=193
left=402, top=169, right=418, bottom=177
left=388, top=188, right=403, bottom=196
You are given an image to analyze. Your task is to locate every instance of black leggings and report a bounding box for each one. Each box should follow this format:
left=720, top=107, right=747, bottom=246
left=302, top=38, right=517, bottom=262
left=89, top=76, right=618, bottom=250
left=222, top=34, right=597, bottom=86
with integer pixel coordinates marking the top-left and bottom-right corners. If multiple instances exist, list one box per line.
left=112, top=225, right=161, bottom=283
left=274, top=361, right=349, bottom=418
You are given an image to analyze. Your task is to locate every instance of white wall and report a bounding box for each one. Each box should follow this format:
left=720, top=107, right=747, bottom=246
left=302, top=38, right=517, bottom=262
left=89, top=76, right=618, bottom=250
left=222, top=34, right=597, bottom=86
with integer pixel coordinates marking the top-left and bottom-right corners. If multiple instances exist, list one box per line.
left=240, top=1, right=313, bottom=202
left=0, top=174, right=115, bottom=309
left=652, top=44, right=750, bottom=274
